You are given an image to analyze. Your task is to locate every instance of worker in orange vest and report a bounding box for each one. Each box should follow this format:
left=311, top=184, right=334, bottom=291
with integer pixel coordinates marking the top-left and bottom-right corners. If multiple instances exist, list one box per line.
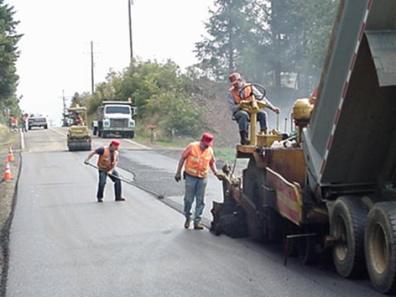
left=10, top=116, right=18, bottom=130
left=84, top=140, right=125, bottom=203
left=175, top=132, right=220, bottom=230
left=228, top=72, right=280, bottom=144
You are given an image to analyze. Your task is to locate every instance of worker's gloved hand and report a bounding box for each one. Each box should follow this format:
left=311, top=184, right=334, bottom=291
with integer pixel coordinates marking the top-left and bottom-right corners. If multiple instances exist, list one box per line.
left=84, top=159, right=89, bottom=165
left=273, top=107, right=280, bottom=114
left=174, top=172, right=181, bottom=182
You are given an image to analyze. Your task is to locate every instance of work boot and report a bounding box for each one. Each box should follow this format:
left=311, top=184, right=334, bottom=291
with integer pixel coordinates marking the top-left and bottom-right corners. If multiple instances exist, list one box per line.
left=194, top=223, right=204, bottom=230
left=97, top=198, right=103, bottom=203
left=115, top=197, right=126, bottom=202
left=184, top=217, right=191, bottom=229
left=260, top=128, right=267, bottom=135
left=239, top=131, right=249, bottom=145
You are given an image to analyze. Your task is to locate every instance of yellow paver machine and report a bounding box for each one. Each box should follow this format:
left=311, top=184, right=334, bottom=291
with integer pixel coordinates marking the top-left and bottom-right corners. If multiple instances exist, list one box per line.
left=67, top=106, right=91, bottom=151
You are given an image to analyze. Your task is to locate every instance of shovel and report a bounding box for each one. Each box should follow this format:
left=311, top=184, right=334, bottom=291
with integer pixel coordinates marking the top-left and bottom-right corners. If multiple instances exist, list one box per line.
left=84, top=162, right=164, bottom=199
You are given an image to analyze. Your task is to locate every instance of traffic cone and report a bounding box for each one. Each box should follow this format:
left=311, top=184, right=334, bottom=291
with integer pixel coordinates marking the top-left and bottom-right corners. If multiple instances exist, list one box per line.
left=7, top=146, right=14, bottom=162
left=3, top=162, right=13, bottom=181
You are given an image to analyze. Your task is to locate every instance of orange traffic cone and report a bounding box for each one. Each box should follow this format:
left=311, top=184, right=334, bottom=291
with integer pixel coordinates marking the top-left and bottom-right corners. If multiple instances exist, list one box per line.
left=7, top=146, right=14, bottom=162
left=3, top=162, right=13, bottom=181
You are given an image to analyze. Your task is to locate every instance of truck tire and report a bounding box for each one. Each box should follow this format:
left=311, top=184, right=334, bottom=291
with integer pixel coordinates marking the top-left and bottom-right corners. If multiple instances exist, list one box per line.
left=331, top=197, right=368, bottom=278
left=365, top=202, right=396, bottom=294
left=130, top=131, right=135, bottom=139
left=44, top=125, right=48, bottom=129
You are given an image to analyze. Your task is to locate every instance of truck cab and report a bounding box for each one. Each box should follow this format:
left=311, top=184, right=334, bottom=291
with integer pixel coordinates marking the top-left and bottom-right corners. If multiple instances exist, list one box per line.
left=97, top=101, right=136, bottom=138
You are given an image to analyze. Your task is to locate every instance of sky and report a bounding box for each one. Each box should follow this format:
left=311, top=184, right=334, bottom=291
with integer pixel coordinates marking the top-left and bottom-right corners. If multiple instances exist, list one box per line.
left=8, top=0, right=213, bottom=125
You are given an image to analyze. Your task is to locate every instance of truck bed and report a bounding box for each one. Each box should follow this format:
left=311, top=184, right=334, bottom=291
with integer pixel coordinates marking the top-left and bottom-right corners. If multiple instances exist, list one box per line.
left=302, top=0, right=396, bottom=194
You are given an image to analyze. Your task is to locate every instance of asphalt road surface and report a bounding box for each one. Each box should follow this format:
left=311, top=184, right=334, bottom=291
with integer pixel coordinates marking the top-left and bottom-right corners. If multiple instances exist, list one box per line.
left=5, top=128, right=385, bottom=297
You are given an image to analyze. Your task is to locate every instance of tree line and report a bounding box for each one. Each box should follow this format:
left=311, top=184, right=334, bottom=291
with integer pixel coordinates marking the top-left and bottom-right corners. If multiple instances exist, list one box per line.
left=76, top=60, right=207, bottom=138
left=78, top=0, right=338, bottom=138
left=0, top=0, right=21, bottom=124
left=195, top=0, right=338, bottom=93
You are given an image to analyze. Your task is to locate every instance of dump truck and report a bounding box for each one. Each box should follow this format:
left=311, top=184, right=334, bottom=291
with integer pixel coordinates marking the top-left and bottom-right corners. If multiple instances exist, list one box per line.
left=211, top=0, right=396, bottom=293
left=67, top=106, right=91, bottom=151
left=96, top=100, right=136, bottom=138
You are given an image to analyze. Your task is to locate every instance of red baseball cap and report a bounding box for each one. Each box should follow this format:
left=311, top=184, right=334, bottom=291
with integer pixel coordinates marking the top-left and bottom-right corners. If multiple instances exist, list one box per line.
left=110, top=140, right=121, bottom=147
left=200, top=132, right=214, bottom=146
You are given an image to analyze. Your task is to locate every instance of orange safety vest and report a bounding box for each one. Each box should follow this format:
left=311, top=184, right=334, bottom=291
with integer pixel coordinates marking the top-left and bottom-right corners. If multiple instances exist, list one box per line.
left=230, top=84, right=254, bottom=104
left=11, top=117, right=18, bottom=125
left=184, top=142, right=214, bottom=178
left=97, top=147, right=114, bottom=171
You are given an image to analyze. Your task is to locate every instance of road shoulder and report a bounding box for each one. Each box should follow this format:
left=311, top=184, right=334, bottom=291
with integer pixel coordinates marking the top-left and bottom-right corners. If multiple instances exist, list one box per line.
left=0, top=125, right=21, bottom=297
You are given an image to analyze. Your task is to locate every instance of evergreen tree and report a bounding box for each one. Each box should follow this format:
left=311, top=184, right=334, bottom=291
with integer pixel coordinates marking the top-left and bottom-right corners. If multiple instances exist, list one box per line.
left=195, top=0, right=260, bottom=80
left=0, top=0, right=21, bottom=123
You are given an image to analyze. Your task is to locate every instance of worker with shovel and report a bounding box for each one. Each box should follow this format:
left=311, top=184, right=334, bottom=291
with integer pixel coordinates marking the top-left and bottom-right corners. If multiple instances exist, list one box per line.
left=84, top=140, right=125, bottom=203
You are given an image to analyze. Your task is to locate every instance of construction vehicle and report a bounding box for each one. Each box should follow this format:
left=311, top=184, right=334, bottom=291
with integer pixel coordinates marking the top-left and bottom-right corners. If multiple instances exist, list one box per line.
left=211, top=0, right=396, bottom=293
left=67, top=106, right=91, bottom=151
left=96, top=100, right=136, bottom=138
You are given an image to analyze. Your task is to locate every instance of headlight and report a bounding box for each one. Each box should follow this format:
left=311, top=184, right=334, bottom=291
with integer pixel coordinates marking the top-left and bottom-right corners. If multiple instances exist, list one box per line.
left=129, top=120, right=135, bottom=128
left=103, top=119, right=110, bottom=127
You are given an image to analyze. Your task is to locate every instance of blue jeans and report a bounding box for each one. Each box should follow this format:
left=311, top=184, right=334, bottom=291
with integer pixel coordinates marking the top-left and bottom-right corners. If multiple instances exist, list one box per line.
left=184, top=174, right=208, bottom=224
left=233, top=109, right=267, bottom=132
left=97, top=170, right=122, bottom=200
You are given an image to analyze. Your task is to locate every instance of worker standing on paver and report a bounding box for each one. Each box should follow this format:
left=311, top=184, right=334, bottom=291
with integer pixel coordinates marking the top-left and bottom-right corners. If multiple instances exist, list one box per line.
left=84, top=140, right=125, bottom=203
left=228, top=72, right=280, bottom=144
left=175, top=132, right=220, bottom=230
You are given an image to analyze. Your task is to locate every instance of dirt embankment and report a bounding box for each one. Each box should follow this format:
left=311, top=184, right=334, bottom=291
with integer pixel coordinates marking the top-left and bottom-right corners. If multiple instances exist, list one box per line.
left=191, top=80, right=239, bottom=147
left=0, top=125, right=21, bottom=296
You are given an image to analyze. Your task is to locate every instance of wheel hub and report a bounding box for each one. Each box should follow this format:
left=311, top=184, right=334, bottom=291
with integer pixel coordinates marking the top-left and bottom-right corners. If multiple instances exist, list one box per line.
left=370, top=223, right=388, bottom=274
left=334, top=215, right=348, bottom=261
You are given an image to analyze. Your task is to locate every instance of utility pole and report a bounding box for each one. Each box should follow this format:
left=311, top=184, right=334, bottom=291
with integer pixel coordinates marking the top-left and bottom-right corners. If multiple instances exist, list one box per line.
left=62, top=90, right=67, bottom=127
left=91, top=41, right=95, bottom=94
left=62, top=90, right=67, bottom=117
left=62, top=90, right=66, bottom=112
left=128, top=0, right=134, bottom=64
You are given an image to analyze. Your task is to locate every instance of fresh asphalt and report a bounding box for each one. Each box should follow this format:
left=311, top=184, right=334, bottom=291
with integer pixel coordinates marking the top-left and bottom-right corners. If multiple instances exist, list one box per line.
left=5, top=128, right=384, bottom=297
